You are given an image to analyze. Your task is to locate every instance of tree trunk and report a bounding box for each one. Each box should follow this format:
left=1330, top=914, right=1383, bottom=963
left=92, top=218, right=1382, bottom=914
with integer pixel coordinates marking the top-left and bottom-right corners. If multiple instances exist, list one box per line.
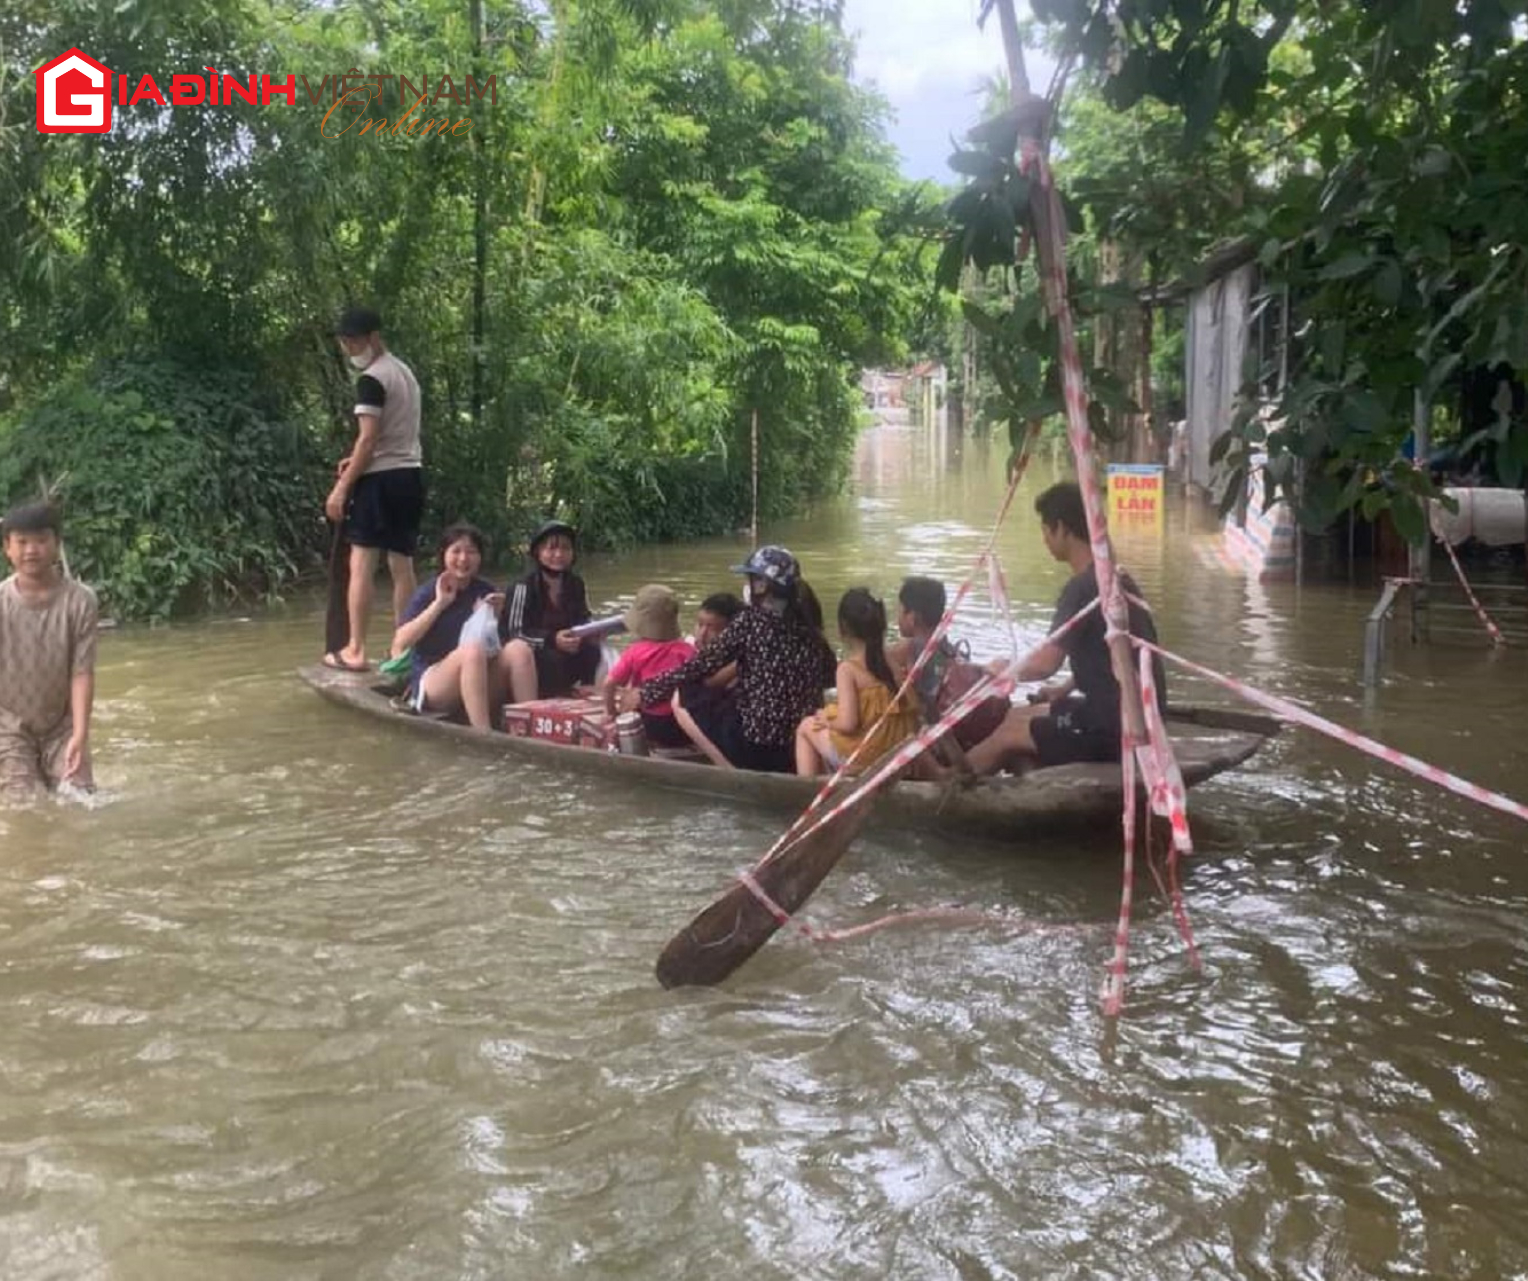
left=962, top=329, right=978, bottom=431
left=1094, top=238, right=1119, bottom=379
left=1138, top=286, right=1156, bottom=465
left=960, top=261, right=980, bottom=432
left=470, top=0, right=486, bottom=440
left=1095, top=237, right=1149, bottom=462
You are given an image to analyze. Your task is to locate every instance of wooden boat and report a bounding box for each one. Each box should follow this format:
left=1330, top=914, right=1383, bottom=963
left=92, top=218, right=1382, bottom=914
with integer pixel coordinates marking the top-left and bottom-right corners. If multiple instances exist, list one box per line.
left=297, top=664, right=1279, bottom=842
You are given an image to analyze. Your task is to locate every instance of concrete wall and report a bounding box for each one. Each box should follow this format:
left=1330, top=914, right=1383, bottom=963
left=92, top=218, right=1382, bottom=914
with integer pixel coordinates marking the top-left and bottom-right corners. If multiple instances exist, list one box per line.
left=1185, top=263, right=1255, bottom=495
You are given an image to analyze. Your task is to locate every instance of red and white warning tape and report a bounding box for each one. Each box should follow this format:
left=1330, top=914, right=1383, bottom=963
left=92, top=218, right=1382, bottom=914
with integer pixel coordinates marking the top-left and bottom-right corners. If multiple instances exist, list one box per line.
left=1439, top=537, right=1507, bottom=647
left=1022, top=141, right=1195, bottom=1011
left=754, top=425, right=1044, bottom=868
left=1104, top=731, right=1139, bottom=1016
left=1135, top=637, right=1528, bottom=826
left=753, top=597, right=1103, bottom=878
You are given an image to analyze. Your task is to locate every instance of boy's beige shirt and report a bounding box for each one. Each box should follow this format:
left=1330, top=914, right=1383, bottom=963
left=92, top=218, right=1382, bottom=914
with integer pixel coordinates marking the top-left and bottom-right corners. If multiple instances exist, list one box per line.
left=0, top=576, right=99, bottom=736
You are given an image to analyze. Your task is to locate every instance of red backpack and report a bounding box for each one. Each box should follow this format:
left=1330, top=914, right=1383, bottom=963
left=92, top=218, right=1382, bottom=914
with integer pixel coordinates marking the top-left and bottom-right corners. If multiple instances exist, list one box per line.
left=924, top=639, right=1011, bottom=750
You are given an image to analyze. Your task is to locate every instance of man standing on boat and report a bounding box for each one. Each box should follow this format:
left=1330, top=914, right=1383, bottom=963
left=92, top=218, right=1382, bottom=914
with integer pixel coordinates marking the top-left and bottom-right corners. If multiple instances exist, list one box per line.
left=961, top=481, right=1166, bottom=775
left=324, top=306, right=424, bottom=672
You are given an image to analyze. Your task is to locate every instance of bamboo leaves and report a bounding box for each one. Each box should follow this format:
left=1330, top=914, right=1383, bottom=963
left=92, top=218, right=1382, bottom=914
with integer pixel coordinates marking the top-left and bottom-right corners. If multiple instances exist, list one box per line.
left=0, top=0, right=927, bottom=613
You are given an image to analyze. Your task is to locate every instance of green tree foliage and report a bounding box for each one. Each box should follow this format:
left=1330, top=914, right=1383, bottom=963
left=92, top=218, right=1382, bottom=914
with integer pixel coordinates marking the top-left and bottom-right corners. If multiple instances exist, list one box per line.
left=0, top=0, right=923, bottom=617
left=0, top=360, right=323, bottom=619
left=610, top=6, right=923, bottom=515
left=950, top=0, right=1528, bottom=540
left=932, top=96, right=1143, bottom=470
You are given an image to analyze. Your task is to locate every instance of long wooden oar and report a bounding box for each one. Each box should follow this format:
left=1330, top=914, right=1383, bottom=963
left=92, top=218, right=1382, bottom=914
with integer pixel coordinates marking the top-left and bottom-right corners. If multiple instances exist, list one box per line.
left=323, top=519, right=352, bottom=658
left=656, top=425, right=1045, bottom=989
left=653, top=654, right=1046, bottom=988
left=654, top=776, right=877, bottom=988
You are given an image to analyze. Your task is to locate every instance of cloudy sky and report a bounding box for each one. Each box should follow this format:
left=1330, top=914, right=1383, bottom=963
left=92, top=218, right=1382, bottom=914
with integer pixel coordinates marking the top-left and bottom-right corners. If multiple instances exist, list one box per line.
left=839, top=0, right=1056, bottom=186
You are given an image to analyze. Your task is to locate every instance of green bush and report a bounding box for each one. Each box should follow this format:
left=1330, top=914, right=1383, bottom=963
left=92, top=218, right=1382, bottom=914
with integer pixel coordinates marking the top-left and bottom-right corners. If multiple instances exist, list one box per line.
left=0, top=357, right=326, bottom=621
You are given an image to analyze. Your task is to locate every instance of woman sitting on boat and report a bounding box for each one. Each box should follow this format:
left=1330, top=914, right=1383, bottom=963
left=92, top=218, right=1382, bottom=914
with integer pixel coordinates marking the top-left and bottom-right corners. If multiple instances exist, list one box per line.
left=630, top=546, right=836, bottom=774
left=392, top=523, right=530, bottom=729
left=500, top=520, right=601, bottom=698
left=794, top=587, right=920, bottom=777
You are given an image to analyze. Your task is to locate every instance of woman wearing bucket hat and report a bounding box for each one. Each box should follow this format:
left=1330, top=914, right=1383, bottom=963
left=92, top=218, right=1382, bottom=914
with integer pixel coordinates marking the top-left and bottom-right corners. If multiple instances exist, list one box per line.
left=500, top=520, right=600, bottom=698
left=601, top=584, right=696, bottom=748
left=629, top=546, right=835, bottom=773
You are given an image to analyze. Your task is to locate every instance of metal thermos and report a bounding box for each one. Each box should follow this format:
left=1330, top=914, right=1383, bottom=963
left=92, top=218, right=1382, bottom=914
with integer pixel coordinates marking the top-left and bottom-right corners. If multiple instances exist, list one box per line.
left=615, top=712, right=649, bottom=757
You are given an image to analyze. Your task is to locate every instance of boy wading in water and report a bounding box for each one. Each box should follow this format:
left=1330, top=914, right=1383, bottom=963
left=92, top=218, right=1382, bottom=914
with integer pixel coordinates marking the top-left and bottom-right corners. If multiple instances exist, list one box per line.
left=0, top=503, right=100, bottom=799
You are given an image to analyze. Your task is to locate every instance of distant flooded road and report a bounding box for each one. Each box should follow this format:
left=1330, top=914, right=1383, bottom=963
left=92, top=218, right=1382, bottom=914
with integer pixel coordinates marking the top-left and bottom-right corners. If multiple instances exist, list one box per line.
left=2, top=420, right=1526, bottom=1279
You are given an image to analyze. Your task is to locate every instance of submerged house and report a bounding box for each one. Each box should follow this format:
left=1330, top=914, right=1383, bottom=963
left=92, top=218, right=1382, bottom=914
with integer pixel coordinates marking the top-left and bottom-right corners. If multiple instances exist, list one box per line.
left=1180, top=241, right=1298, bottom=579
left=861, top=364, right=947, bottom=428
left=860, top=369, right=906, bottom=410
left=904, top=361, right=948, bottom=428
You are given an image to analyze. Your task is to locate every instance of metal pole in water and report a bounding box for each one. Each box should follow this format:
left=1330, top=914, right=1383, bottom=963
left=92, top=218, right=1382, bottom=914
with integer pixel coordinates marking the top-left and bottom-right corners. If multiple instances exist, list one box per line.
left=1363, top=579, right=1403, bottom=686
left=1410, top=389, right=1431, bottom=643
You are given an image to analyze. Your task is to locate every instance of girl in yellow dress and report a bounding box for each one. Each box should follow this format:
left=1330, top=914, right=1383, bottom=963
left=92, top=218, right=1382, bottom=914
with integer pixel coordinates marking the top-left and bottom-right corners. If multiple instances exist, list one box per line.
left=794, top=588, right=921, bottom=776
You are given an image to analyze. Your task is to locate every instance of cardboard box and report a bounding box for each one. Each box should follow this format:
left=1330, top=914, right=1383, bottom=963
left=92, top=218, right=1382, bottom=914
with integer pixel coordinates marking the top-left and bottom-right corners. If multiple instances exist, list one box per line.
left=503, top=698, right=609, bottom=750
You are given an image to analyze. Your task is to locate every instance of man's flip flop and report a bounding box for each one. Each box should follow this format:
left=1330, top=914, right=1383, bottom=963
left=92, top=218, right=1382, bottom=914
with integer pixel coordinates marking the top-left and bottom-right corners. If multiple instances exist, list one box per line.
left=322, top=652, right=371, bottom=672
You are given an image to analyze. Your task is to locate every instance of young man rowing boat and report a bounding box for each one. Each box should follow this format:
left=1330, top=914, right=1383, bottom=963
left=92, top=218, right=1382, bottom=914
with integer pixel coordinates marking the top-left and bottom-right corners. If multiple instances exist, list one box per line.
left=963, top=481, right=1166, bottom=775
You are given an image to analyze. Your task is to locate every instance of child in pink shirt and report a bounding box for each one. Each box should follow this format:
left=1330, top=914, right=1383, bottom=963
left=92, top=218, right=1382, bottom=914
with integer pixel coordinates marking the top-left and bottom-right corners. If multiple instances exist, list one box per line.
left=603, top=584, right=695, bottom=748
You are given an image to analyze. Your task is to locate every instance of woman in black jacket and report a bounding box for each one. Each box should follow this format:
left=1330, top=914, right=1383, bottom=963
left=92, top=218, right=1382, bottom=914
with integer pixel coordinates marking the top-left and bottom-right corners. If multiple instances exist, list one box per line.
left=501, top=520, right=601, bottom=698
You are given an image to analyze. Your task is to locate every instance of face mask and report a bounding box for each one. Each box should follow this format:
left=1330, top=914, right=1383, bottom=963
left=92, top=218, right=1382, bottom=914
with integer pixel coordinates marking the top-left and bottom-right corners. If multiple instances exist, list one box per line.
left=760, top=591, right=786, bottom=615
left=348, top=346, right=374, bottom=370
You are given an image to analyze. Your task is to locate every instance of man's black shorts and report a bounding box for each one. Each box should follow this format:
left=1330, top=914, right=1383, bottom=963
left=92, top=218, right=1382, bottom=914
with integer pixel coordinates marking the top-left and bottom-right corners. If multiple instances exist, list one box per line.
left=1030, top=695, right=1120, bottom=767
left=345, top=467, right=424, bottom=555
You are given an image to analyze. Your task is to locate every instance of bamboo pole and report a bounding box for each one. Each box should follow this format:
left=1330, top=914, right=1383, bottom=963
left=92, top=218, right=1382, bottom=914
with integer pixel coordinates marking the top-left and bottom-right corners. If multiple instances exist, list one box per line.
left=470, top=0, right=487, bottom=439
left=992, top=0, right=1150, bottom=757
left=750, top=408, right=760, bottom=547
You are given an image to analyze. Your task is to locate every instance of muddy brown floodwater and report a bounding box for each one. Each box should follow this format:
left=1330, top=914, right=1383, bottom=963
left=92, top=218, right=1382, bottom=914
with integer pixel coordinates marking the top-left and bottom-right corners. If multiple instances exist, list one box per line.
left=2, top=420, right=1526, bottom=1279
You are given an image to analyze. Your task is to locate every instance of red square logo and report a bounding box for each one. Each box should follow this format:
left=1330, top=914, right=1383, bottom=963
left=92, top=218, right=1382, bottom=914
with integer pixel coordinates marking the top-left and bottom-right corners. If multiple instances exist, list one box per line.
left=36, top=48, right=113, bottom=133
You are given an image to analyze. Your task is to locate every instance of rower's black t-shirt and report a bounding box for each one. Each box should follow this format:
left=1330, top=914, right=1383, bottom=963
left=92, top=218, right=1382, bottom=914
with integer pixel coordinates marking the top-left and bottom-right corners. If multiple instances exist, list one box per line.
left=1050, top=565, right=1166, bottom=729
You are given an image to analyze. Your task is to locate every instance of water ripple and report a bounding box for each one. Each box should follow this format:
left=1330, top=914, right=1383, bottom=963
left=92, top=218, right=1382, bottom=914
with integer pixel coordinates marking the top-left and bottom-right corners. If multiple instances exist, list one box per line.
left=4, top=434, right=1528, bottom=1277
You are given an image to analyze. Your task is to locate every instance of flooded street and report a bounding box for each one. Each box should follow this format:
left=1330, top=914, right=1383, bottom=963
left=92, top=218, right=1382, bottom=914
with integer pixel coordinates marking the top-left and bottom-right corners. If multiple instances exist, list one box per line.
left=3, top=421, right=1527, bottom=1279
